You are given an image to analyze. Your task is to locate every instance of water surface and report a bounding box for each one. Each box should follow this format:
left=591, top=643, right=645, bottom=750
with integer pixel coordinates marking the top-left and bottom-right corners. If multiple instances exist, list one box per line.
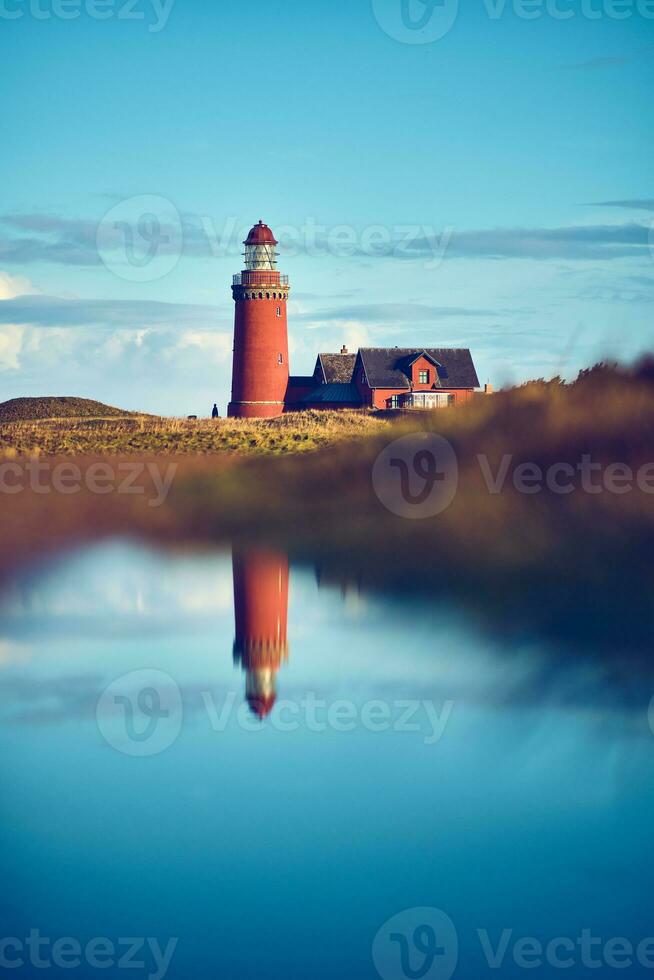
left=1, top=542, right=653, bottom=978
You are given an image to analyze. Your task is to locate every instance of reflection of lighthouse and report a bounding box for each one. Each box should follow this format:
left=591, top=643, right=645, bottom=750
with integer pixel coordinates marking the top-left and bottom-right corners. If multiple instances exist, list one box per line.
left=232, top=550, right=289, bottom=718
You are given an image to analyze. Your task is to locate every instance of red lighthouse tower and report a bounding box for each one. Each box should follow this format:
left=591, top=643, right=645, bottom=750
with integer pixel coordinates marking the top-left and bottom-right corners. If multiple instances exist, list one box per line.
left=227, top=221, right=290, bottom=419
left=232, top=550, right=289, bottom=718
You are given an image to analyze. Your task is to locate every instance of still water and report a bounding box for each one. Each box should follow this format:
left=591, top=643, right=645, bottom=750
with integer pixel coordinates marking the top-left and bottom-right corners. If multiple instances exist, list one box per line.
left=1, top=541, right=653, bottom=979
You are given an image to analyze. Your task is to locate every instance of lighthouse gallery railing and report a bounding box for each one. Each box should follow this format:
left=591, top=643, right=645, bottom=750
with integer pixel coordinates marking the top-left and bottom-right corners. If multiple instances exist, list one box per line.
left=233, top=273, right=290, bottom=287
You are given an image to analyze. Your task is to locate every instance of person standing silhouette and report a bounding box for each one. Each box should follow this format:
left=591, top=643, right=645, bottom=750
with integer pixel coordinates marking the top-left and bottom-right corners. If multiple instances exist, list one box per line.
left=212, top=404, right=219, bottom=419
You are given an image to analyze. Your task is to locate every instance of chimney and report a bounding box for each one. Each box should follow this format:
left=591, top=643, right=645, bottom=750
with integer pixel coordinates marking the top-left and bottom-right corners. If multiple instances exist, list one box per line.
left=340, top=345, right=348, bottom=355
left=485, top=383, right=494, bottom=395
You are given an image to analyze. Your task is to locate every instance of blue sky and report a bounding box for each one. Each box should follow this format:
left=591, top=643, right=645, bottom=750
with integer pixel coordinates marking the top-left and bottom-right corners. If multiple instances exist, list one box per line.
left=1, top=0, right=653, bottom=414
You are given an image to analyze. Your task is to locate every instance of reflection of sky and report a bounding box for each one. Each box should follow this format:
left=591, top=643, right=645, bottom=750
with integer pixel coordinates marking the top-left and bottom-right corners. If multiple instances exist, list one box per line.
left=1, top=541, right=652, bottom=722
left=1, top=543, right=653, bottom=979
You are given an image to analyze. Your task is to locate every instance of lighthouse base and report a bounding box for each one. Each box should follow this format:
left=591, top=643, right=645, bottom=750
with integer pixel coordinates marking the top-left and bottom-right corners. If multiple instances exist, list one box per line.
left=227, top=401, right=285, bottom=419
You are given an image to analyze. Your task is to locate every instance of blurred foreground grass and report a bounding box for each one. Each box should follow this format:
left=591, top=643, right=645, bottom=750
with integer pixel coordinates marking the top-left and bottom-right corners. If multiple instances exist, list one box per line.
left=2, top=362, right=654, bottom=661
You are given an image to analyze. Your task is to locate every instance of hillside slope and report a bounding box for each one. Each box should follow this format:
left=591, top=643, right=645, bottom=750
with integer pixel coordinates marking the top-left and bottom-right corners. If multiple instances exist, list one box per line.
left=0, top=396, right=139, bottom=422
left=0, top=409, right=385, bottom=454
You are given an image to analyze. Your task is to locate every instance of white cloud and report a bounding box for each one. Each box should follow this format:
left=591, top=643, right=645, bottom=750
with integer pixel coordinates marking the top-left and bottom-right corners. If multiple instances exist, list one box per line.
left=341, top=320, right=373, bottom=351
left=0, top=270, right=35, bottom=300
left=0, top=271, right=36, bottom=371
left=177, top=330, right=232, bottom=363
left=0, top=324, right=25, bottom=371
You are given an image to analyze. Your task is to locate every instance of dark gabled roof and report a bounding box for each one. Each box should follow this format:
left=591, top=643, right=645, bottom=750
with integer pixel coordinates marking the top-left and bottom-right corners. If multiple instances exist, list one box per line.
left=287, top=375, right=317, bottom=387
left=401, top=350, right=442, bottom=370
left=317, top=353, right=357, bottom=384
left=302, top=382, right=363, bottom=405
left=358, top=348, right=479, bottom=389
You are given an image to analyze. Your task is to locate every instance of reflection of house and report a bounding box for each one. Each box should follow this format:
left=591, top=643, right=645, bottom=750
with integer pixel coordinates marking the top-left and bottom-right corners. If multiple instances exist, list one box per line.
left=314, top=565, right=366, bottom=613
left=232, top=551, right=289, bottom=718
left=285, top=346, right=484, bottom=412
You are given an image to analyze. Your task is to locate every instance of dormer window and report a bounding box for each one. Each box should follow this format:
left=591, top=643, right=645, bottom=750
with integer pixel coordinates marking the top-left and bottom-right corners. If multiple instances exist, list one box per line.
left=419, top=370, right=429, bottom=384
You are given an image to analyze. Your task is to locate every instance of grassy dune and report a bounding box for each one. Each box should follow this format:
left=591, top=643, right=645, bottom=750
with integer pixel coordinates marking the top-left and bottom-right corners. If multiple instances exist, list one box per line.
left=0, top=409, right=388, bottom=456
left=0, top=396, right=140, bottom=422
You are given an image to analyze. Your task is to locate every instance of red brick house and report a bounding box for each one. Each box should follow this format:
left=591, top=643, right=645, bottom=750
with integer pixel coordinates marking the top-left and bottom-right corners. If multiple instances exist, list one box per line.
left=285, top=346, right=482, bottom=411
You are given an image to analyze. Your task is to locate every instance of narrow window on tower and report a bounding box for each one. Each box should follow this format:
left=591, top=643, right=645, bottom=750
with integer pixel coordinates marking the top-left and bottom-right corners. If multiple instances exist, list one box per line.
left=278, top=353, right=284, bottom=365
left=276, top=306, right=282, bottom=317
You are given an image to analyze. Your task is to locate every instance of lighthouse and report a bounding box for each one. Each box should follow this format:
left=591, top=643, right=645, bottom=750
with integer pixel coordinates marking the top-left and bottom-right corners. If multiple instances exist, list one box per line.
left=227, top=221, right=290, bottom=419
left=232, top=550, right=289, bottom=719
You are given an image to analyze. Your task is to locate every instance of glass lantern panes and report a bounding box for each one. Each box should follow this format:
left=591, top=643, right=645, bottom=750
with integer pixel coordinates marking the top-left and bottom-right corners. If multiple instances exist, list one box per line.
left=244, top=243, right=278, bottom=271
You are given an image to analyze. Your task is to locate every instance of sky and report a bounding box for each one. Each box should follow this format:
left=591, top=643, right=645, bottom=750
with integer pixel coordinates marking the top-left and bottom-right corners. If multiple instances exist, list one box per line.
left=1, top=0, right=653, bottom=415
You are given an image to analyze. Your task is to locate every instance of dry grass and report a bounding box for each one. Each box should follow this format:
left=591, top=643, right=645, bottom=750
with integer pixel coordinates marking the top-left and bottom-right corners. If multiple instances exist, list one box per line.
left=0, top=410, right=388, bottom=456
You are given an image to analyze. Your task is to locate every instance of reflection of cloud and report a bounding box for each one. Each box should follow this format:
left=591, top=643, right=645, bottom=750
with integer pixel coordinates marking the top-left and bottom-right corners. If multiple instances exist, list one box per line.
left=1, top=655, right=650, bottom=738
left=0, top=544, right=235, bottom=638
left=0, top=673, right=103, bottom=724
left=0, top=640, right=30, bottom=667
left=0, top=673, right=233, bottom=728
